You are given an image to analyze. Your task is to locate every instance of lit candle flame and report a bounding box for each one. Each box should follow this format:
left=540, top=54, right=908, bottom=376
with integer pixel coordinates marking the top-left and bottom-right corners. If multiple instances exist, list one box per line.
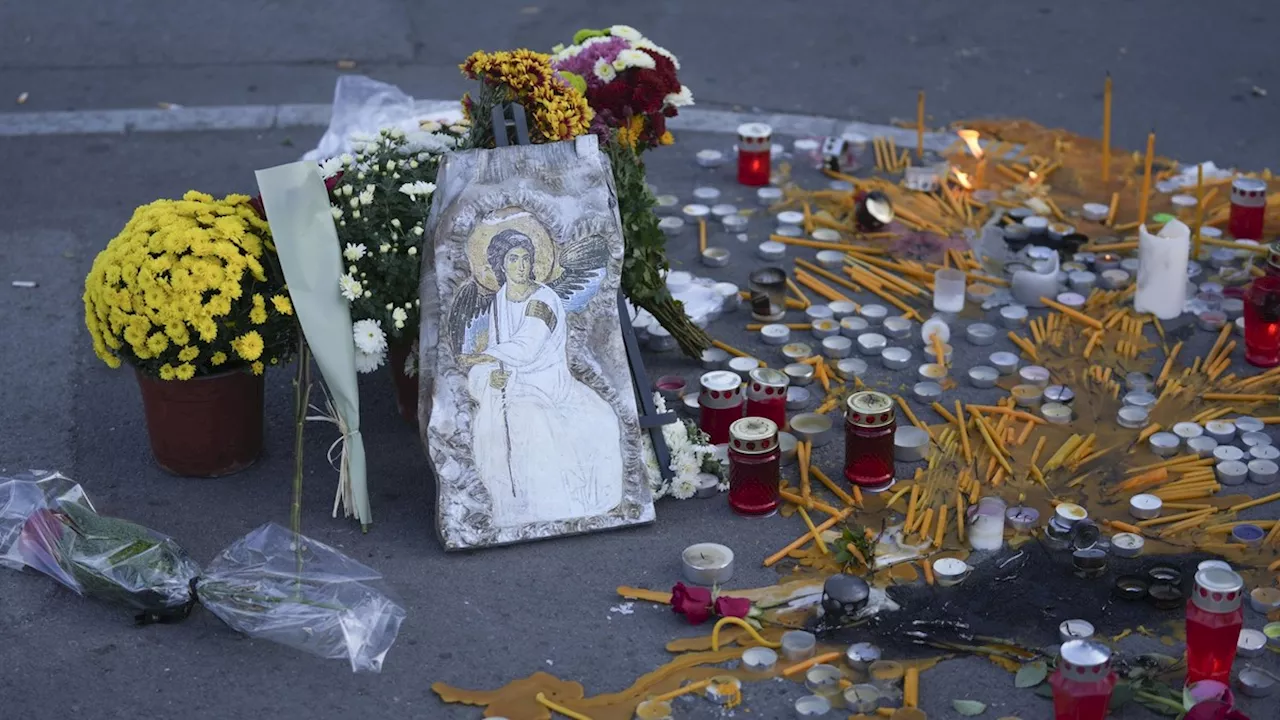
left=956, top=129, right=984, bottom=160
left=951, top=168, right=973, bottom=190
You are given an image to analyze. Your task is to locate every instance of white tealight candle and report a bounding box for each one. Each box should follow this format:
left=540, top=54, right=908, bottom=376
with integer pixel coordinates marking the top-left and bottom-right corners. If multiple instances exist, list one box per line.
left=681, top=543, right=735, bottom=585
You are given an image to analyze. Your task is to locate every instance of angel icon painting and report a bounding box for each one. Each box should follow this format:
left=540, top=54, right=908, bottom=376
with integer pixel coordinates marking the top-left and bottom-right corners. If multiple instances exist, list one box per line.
left=447, top=209, right=624, bottom=527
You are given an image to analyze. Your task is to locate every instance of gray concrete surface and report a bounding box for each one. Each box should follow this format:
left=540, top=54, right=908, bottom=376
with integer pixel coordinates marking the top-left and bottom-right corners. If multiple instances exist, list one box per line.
left=2, top=2, right=1279, bottom=718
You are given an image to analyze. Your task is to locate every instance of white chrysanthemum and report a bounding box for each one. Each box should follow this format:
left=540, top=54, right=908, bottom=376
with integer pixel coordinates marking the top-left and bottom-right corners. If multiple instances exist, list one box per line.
left=343, top=243, right=367, bottom=262
left=354, top=349, right=385, bottom=373
left=318, top=156, right=344, bottom=178
left=615, top=49, right=656, bottom=70
left=392, top=306, right=408, bottom=329
left=352, top=319, right=388, bottom=355
left=610, top=25, right=643, bottom=41
left=338, top=274, right=363, bottom=301
left=403, top=131, right=455, bottom=155
left=593, top=58, right=617, bottom=84
left=670, top=478, right=697, bottom=500
left=339, top=153, right=354, bottom=167
left=330, top=206, right=343, bottom=220
left=399, top=181, right=436, bottom=198
left=664, top=85, right=694, bottom=108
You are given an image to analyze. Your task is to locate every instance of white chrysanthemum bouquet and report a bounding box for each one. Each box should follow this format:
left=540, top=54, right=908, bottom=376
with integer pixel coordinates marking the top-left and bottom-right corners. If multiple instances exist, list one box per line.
left=327, top=123, right=467, bottom=373
left=643, top=393, right=726, bottom=500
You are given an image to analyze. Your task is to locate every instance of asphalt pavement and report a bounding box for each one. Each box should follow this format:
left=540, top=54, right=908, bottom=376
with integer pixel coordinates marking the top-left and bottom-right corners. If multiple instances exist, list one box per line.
left=2, top=2, right=1279, bottom=719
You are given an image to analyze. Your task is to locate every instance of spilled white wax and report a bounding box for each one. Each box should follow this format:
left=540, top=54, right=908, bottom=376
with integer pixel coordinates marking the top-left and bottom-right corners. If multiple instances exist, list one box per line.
left=1135, top=219, right=1191, bottom=320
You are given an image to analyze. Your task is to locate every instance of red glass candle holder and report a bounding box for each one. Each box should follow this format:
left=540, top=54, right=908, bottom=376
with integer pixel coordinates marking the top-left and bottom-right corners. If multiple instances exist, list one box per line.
left=745, top=368, right=789, bottom=431
left=737, top=123, right=772, bottom=187
left=1228, top=178, right=1267, bottom=240
left=842, top=391, right=896, bottom=491
left=1185, top=568, right=1245, bottom=685
left=727, top=416, right=780, bottom=515
left=699, top=370, right=743, bottom=445
left=1244, top=276, right=1280, bottom=368
left=1049, top=640, right=1117, bottom=720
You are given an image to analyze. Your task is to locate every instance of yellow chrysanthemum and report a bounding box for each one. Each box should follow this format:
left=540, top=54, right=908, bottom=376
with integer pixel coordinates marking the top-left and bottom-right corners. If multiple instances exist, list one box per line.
left=232, top=331, right=264, bottom=361
left=461, top=48, right=593, bottom=144
left=271, top=295, right=293, bottom=315
left=251, top=361, right=264, bottom=375
left=83, top=191, right=293, bottom=378
left=249, top=294, right=267, bottom=324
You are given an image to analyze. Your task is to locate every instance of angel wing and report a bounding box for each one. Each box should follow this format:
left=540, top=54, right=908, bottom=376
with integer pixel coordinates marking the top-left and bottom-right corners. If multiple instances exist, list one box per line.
left=547, top=233, right=609, bottom=314
left=447, top=278, right=495, bottom=356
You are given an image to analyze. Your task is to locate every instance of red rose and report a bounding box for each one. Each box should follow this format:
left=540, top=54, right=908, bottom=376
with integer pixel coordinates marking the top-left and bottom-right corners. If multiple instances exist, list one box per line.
left=670, top=582, right=713, bottom=624
left=713, top=595, right=752, bottom=619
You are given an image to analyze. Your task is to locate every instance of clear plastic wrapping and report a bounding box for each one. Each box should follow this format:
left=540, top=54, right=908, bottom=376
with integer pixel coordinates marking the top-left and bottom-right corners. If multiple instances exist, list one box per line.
left=0, top=471, right=405, bottom=672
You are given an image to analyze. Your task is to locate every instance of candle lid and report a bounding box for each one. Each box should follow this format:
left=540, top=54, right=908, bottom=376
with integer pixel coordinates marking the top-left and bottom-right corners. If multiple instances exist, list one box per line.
left=1192, top=568, right=1245, bottom=613
left=846, top=391, right=895, bottom=427
left=738, top=122, right=772, bottom=139
left=1058, top=640, right=1112, bottom=682
left=729, top=416, right=779, bottom=454
left=747, top=368, right=790, bottom=401
left=1232, top=177, right=1267, bottom=202
left=700, top=370, right=743, bottom=409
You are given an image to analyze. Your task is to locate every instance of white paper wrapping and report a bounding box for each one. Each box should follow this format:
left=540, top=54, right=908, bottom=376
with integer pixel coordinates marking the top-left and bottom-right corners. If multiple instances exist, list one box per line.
left=255, top=162, right=371, bottom=527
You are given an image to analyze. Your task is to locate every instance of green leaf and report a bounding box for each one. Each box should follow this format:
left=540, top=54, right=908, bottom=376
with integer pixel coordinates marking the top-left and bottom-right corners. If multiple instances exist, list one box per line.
left=952, top=699, right=987, bottom=716
left=1109, top=682, right=1134, bottom=710
left=1014, top=661, right=1048, bottom=688
left=1033, top=683, right=1055, bottom=699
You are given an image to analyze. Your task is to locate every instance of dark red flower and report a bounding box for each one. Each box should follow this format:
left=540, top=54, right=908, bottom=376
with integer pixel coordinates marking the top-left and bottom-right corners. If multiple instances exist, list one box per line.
left=713, top=595, right=752, bottom=619
left=670, top=582, right=713, bottom=624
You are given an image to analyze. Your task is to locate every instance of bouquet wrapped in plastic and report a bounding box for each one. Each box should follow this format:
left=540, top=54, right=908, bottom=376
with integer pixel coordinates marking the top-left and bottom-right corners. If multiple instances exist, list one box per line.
left=0, top=471, right=405, bottom=673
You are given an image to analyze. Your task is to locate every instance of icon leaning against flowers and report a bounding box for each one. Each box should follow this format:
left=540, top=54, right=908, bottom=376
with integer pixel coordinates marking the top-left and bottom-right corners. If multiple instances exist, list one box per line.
left=83, top=191, right=298, bottom=477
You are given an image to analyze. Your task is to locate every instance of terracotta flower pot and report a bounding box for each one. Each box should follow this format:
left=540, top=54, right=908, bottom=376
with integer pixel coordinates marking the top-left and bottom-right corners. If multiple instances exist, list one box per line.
left=387, top=339, right=420, bottom=425
left=135, top=368, right=265, bottom=477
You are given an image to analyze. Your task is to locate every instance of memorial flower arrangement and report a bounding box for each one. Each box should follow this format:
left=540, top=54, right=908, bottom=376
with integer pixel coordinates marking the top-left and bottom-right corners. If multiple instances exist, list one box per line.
left=84, top=191, right=295, bottom=379
left=329, top=125, right=466, bottom=373
left=460, top=48, right=594, bottom=148
left=551, top=25, right=692, bottom=153
left=642, top=393, right=725, bottom=500
left=551, top=26, right=711, bottom=358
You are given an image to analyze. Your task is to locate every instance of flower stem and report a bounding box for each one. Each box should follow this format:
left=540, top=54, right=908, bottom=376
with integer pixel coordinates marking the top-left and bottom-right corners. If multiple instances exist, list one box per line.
left=291, top=336, right=312, bottom=588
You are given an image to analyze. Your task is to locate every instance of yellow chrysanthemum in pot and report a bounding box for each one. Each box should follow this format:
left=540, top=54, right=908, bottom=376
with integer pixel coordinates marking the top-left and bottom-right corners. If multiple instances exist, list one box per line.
left=83, top=191, right=298, bottom=477
left=84, top=190, right=295, bottom=378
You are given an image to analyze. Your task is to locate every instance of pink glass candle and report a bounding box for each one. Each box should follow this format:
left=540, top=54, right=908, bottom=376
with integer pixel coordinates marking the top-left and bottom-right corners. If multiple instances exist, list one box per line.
left=1228, top=178, right=1267, bottom=240
left=842, top=391, right=896, bottom=491
left=1185, top=568, right=1245, bottom=685
left=744, top=368, right=789, bottom=431
left=727, top=416, right=780, bottom=515
left=1050, top=640, right=1117, bottom=720
left=737, top=123, right=772, bottom=186
left=1244, top=276, right=1280, bottom=368
left=699, top=370, right=743, bottom=445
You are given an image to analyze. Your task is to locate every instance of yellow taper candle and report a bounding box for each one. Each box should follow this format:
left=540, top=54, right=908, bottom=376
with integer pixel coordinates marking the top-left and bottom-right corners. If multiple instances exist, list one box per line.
left=1137, top=130, right=1156, bottom=226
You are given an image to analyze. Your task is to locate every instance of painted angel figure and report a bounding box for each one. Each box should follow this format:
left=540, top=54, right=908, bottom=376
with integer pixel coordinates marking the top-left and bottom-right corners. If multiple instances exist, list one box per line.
left=450, top=225, right=624, bottom=527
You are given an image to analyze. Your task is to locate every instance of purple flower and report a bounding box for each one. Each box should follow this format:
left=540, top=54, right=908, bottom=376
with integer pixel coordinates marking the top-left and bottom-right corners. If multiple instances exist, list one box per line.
left=553, top=36, right=632, bottom=89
